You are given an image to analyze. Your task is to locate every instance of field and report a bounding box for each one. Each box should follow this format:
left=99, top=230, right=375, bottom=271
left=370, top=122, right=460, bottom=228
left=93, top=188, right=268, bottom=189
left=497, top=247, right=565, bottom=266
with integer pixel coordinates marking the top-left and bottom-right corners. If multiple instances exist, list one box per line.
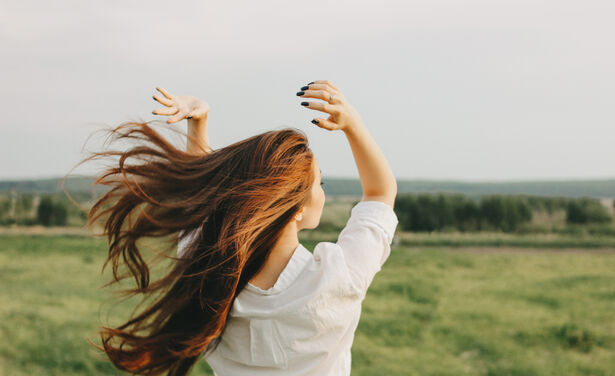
left=1, top=234, right=615, bottom=376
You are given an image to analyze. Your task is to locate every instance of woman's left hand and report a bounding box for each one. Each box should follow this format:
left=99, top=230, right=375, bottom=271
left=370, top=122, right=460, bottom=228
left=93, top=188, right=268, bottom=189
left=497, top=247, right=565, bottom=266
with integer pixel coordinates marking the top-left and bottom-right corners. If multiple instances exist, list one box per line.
left=152, top=87, right=210, bottom=124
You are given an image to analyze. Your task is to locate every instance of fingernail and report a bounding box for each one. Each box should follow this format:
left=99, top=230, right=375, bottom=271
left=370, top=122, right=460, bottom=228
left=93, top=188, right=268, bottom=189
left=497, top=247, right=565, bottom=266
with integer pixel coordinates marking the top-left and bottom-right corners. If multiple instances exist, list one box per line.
left=311, top=119, right=319, bottom=124
left=187, top=116, right=193, bottom=119
left=308, top=81, right=314, bottom=85
left=152, top=95, right=156, bottom=99
left=300, top=86, right=309, bottom=90
left=296, top=91, right=305, bottom=96
left=152, top=111, right=156, bottom=114
left=301, top=102, right=309, bottom=106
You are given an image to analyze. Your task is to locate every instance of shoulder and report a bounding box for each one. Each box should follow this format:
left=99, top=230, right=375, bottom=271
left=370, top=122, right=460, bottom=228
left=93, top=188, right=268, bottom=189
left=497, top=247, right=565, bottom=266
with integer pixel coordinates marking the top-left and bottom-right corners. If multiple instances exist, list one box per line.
left=344, top=200, right=399, bottom=243
left=311, top=242, right=362, bottom=298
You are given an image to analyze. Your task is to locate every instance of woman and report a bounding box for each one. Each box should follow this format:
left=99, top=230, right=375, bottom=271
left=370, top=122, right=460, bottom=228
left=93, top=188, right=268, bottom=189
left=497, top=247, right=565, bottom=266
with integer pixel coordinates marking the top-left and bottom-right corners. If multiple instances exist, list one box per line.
left=86, top=80, right=398, bottom=375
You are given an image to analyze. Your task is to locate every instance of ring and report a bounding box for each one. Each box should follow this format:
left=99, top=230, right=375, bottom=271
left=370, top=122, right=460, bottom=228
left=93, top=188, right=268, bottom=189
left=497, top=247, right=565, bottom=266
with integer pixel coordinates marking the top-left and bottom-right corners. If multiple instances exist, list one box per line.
left=329, top=94, right=335, bottom=103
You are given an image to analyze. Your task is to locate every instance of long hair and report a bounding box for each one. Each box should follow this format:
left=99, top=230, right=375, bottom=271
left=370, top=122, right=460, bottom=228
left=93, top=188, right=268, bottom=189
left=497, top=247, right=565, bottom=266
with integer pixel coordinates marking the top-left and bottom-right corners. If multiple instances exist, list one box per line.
left=80, top=121, right=314, bottom=375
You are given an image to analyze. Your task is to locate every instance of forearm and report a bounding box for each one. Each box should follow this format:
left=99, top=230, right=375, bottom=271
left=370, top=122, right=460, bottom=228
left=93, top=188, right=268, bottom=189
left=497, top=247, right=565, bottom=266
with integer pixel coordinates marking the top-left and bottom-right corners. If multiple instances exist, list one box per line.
left=186, top=113, right=212, bottom=155
left=343, top=121, right=397, bottom=206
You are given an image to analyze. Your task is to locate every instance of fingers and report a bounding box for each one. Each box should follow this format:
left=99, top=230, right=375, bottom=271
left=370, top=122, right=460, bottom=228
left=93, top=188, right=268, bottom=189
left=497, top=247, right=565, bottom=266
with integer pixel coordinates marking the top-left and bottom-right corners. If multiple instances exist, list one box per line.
left=298, top=80, right=344, bottom=130
left=312, top=80, right=340, bottom=92
left=308, top=82, right=340, bottom=94
left=301, top=100, right=339, bottom=116
left=298, top=89, right=336, bottom=103
left=166, top=113, right=185, bottom=124
left=153, top=94, right=173, bottom=107
left=152, top=107, right=179, bottom=116
left=156, top=87, right=173, bottom=100
left=311, top=117, right=337, bottom=131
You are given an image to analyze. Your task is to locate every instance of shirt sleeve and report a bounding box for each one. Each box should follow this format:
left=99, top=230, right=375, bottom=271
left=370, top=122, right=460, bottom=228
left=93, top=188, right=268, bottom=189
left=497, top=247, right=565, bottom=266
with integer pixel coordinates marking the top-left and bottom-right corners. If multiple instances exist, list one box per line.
left=335, top=200, right=399, bottom=296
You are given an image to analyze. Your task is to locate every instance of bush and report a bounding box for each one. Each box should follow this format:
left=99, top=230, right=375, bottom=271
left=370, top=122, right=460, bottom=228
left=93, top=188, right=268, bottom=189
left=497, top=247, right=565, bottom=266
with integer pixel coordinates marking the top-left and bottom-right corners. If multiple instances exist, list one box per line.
left=395, top=193, right=482, bottom=232
left=566, top=198, right=611, bottom=225
left=525, top=196, right=570, bottom=214
left=394, top=194, right=451, bottom=232
left=395, top=193, right=535, bottom=232
left=36, top=195, right=68, bottom=226
left=479, top=196, right=533, bottom=232
left=451, top=195, right=482, bottom=231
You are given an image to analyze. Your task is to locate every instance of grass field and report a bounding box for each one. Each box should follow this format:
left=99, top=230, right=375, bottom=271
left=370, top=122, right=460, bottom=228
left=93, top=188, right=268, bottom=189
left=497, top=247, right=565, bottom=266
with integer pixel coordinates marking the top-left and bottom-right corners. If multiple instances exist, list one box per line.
left=1, top=234, right=615, bottom=375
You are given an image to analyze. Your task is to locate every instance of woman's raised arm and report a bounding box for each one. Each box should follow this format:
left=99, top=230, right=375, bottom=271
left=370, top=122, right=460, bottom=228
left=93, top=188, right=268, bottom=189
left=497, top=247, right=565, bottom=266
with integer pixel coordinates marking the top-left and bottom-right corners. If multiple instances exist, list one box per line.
left=152, top=86, right=212, bottom=155
left=297, top=80, right=397, bottom=207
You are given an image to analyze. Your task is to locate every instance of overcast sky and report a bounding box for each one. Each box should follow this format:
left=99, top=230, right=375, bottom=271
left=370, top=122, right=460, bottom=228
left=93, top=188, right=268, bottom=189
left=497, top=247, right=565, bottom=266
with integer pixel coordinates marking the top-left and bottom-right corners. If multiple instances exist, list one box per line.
left=1, top=0, right=614, bottom=182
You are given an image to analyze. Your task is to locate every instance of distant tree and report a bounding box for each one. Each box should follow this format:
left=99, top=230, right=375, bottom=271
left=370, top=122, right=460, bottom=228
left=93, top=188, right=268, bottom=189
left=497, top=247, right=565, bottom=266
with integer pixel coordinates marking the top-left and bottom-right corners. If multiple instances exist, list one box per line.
left=395, top=194, right=442, bottom=232
left=452, top=195, right=481, bottom=231
left=51, top=201, right=68, bottom=226
left=0, top=196, right=10, bottom=216
left=36, top=195, right=68, bottom=226
left=37, top=196, right=54, bottom=226
left=566, top=198, right=611, bottom=224
left=395, top=193, right=481, bottom=232
left=480, top=196, right=506, bottom=230
left=11, top=193, right=36, bottom=225
left=414, top=194, right=440, bottom=231
left=394, top=194, right=415, bottom=231
left=479, top=196, right=532, bottom=232
left=0, top=195, right=12, bottom=225
left=396, top=193, right=536, bottom=233
left=16, top=193, right=34, bottom=214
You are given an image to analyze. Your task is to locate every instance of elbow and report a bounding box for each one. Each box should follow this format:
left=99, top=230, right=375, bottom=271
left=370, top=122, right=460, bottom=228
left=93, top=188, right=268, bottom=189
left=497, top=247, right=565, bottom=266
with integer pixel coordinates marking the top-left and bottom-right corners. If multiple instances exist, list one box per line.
left=362, top=178, right=397, bottom=208
left=361, top=191, right=397, bottom=209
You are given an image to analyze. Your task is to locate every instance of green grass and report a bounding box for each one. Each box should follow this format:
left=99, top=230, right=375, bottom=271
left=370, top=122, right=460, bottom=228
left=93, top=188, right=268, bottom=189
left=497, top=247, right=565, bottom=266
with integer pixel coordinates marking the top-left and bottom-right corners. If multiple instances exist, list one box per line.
left=301, top=229, right=615, bottom=249
left=1, top=235, right=615, bottom=375
left=396, top=231, right=615, bottom=249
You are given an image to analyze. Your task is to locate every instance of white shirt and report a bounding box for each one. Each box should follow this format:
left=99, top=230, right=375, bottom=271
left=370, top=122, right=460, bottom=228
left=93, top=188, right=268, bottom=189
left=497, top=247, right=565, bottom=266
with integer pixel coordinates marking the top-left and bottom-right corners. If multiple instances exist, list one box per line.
left=178, top=200, right=399, bottom=376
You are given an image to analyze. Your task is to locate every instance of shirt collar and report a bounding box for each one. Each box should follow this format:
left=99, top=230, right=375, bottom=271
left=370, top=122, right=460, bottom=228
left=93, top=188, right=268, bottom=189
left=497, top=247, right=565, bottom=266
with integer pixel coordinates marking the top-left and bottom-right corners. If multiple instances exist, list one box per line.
left=245, top=243, right=312, bottom=295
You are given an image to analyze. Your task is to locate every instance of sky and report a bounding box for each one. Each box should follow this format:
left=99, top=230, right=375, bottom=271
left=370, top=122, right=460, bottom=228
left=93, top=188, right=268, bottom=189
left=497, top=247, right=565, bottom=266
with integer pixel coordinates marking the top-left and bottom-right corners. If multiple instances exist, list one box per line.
left=1, top=0, right=614, bottom=182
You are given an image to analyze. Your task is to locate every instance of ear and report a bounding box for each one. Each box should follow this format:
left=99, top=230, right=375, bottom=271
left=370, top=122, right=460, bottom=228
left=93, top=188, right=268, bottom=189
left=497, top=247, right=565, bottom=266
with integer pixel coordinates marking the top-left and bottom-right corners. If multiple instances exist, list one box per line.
left=294, top=207, right=304, bottom=221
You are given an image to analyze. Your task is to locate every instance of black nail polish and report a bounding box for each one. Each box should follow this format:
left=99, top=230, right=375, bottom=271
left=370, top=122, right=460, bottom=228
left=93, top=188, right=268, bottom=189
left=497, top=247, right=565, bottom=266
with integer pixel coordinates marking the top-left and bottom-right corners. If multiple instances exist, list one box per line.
left=311, top=119, right=319, bottom=124
left=296, top=91, right=304, bottom=96
left=301, top=86, right=309, bottom=90
left=301, top=102, right=309, bottom=106
left=187, top=116, right=193, bottom=119
left=308, top=81, right=314, bottom=85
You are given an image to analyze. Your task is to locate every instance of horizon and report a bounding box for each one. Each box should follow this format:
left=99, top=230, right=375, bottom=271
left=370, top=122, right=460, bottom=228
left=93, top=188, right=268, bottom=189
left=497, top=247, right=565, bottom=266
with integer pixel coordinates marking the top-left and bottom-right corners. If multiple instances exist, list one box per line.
left=1, top=174, right=615, bottom=184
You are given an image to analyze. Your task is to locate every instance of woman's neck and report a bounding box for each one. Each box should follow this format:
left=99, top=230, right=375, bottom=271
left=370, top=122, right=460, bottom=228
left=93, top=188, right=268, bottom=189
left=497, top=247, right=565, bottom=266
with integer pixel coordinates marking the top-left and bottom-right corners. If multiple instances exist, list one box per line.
left=249, top=222, right=300, bottom=290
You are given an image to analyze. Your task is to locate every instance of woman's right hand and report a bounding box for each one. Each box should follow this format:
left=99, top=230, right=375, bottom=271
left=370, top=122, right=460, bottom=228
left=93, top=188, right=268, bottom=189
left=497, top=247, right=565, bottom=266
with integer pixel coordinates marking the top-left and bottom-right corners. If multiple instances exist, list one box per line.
left=152, top=87, right=210, bottom=124
left=296, top=80, right=363, bottom=132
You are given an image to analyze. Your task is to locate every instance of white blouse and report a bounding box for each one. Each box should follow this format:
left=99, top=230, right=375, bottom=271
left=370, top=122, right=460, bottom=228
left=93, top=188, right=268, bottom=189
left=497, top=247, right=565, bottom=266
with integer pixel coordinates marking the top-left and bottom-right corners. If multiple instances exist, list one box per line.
left=178, top=200, right=399, bottom=376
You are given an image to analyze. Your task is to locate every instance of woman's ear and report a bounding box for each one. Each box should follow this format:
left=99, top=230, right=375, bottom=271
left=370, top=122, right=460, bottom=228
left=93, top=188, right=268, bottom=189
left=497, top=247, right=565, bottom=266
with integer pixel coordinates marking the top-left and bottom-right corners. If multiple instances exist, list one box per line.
left=294, top=208, right=304, bottom=221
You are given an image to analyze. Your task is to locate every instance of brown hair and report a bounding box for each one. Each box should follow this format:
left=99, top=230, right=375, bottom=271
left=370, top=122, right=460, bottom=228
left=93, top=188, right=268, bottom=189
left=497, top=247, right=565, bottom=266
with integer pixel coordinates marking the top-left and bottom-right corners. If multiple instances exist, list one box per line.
left=80, top=121, right=314, bottom=375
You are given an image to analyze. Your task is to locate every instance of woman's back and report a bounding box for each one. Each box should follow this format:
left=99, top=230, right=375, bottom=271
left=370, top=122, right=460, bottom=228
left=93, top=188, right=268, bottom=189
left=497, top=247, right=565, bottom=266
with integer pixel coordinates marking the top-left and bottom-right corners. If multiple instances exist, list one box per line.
left=193, top=200, right=399, bottom=375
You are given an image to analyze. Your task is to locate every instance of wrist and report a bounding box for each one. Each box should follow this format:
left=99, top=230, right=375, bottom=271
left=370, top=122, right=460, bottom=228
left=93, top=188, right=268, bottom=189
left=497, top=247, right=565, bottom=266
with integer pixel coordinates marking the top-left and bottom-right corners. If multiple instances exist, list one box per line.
left=342, top=120, right=365, bottom=136
left=187, top=111, right=208, bottom=127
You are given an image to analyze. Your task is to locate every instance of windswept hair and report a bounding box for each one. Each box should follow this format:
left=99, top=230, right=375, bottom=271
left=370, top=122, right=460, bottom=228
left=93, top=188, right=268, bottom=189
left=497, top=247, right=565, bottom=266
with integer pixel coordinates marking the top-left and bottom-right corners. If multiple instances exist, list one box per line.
left=79, top=121, right=314, bottom=375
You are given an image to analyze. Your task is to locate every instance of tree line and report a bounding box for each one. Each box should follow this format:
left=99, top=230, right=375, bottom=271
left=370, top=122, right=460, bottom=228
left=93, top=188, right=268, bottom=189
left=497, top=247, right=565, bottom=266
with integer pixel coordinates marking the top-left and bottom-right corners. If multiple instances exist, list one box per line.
left=394, top=193, right=613, bottom=232
left=1, top=191, right=613, bottom=231
left=0, top=193, right=87, bottom=226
